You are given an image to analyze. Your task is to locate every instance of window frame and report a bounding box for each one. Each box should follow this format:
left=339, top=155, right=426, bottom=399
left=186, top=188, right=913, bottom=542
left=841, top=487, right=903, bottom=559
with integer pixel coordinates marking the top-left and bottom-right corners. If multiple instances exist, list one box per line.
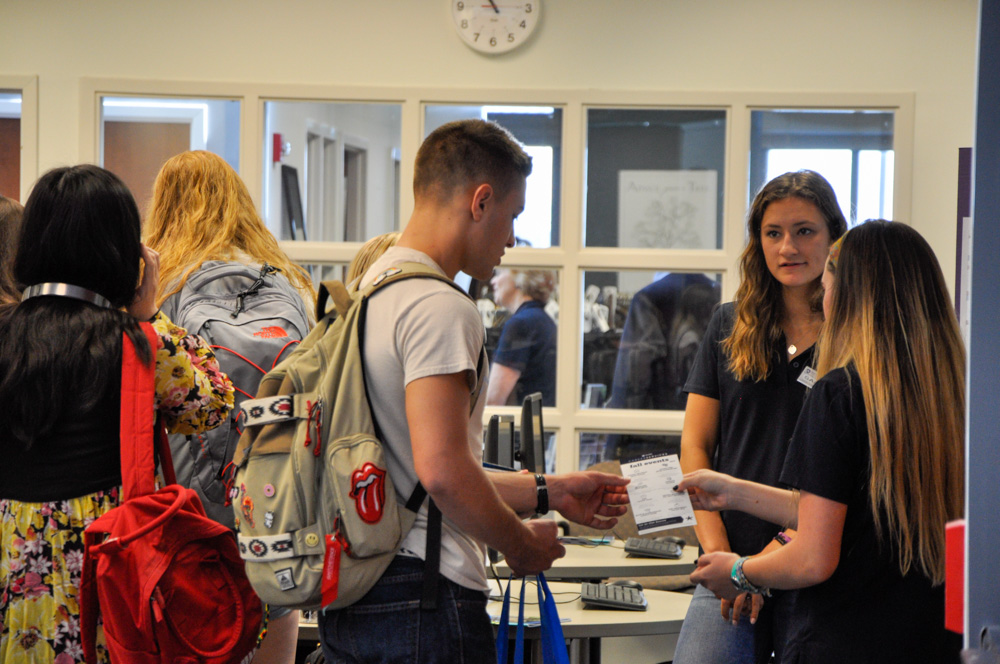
left=0, top=74, right=39, bottom=203
left=749, top=108, right=898, bottom=225
left=80, top=79, right=914, bottom=473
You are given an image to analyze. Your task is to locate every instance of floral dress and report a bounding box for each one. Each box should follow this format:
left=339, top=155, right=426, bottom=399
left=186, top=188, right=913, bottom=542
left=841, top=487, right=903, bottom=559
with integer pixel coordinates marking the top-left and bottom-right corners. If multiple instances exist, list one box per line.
left=0, top=312, right=234, bottom=664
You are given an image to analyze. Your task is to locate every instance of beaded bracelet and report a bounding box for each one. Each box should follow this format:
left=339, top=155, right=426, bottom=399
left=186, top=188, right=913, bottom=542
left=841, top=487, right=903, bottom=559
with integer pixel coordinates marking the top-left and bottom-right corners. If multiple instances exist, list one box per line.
left=730, top=556, right=771, bottom=597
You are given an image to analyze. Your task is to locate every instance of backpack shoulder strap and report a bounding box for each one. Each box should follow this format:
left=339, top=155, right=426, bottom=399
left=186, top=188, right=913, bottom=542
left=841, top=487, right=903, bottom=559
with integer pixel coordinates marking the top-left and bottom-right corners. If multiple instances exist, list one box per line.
left=120, top=323, right=162, bottom=501
left=83, top=323, right=168, bottom=661
left=316, top=280, right=354, bottom=321
left=362, top=261, right=468, bottom=300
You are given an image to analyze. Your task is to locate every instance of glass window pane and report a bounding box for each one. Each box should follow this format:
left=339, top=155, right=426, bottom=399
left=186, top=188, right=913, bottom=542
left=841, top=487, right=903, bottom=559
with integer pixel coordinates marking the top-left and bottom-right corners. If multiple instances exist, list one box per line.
left=582, top=270, right=721, bottom=413
left=765, top=148, right=854, bottom=222
left=101, top=96, right=240, bottom=217
left=0, top=91, right=21, bottom=200
left=580, top=431, right=681, bottom=470
left=264, top=101, right=402, bottom=242
left=857, top=150, right=894, bottom=221
left=749, top=110, right=894, bottom=225
left=300, top=263, right=348, bottom=293
left=585, top=109, right=726, bottom=249
left=484, top=423, right=557, bottom=475
left=478, top=267, right=559, bottom=408
left=424, top=105, right=563, bottom=247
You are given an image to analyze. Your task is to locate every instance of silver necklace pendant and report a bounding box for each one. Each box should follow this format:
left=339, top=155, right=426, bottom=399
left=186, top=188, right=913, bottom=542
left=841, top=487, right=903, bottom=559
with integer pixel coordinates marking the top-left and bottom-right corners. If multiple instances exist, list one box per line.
left=788, top=344, right=797, bottom=356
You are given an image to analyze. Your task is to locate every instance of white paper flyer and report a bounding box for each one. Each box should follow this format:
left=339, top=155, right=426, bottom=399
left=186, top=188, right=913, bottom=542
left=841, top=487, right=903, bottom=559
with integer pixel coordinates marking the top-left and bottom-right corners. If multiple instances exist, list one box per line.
left=620, top=453, right=697, bottom=534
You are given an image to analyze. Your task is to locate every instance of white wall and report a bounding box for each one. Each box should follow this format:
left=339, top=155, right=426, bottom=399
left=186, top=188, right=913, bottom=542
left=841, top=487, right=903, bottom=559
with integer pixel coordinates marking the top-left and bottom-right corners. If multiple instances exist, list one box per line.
left=0, top=0, right=978, bottom=287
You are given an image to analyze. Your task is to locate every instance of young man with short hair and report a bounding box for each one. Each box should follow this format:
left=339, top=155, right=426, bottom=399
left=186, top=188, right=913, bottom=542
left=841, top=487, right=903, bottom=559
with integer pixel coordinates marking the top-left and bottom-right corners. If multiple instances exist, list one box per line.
left=316, top=120, right=631, bottom=663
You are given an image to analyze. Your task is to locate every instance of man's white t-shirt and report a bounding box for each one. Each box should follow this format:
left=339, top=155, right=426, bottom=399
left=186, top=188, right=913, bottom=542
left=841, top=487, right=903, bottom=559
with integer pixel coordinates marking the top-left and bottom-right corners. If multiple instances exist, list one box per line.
left=360, top=247, right=489, bottom=592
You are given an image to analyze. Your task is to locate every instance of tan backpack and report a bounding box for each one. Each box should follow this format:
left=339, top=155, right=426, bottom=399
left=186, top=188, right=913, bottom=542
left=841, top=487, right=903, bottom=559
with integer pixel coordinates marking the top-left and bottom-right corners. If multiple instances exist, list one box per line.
left=228, top=262, right=484, bottom=611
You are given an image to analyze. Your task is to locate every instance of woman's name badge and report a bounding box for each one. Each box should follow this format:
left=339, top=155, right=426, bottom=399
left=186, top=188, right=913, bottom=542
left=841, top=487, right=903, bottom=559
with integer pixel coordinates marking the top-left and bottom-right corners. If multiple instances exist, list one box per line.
left=797, top=366, right=817, bottom=388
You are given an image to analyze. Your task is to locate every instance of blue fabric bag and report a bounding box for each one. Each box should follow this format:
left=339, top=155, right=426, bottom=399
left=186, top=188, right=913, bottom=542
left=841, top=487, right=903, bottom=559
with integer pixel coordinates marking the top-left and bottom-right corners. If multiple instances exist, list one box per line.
left=495, top=573, right=570, bottom=664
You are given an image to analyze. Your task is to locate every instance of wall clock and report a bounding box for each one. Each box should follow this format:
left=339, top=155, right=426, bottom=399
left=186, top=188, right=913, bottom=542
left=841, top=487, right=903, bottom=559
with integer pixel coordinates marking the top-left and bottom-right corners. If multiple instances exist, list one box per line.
left=451, top=0, right=541, bottom=55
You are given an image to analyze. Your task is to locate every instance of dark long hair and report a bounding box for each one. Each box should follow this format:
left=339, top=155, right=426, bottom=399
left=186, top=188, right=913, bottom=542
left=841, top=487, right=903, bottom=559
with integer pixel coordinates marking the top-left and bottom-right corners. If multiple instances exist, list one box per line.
left=0, top=165, right=151, bottom=449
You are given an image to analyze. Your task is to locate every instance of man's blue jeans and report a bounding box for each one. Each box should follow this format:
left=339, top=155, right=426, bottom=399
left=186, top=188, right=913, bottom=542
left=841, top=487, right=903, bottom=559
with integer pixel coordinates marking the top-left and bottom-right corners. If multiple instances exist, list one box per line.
left=318, top=556, right=495, bottom=664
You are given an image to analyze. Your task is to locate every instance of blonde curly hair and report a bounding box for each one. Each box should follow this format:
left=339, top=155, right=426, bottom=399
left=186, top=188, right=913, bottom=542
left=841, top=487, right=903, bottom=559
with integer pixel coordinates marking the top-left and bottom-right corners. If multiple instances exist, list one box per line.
left=144, top=151, right=315, bottom=307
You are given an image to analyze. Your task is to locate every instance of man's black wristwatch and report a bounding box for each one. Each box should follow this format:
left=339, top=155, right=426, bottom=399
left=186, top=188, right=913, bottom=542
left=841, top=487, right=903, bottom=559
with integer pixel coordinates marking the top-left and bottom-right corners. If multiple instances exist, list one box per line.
left=533, top=473, right=549, bottom=517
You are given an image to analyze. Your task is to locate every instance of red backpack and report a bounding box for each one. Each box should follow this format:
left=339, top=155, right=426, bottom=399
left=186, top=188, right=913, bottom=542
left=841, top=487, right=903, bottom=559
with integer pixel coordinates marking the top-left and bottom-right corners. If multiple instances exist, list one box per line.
left=80, top=323, right=262, bottom=664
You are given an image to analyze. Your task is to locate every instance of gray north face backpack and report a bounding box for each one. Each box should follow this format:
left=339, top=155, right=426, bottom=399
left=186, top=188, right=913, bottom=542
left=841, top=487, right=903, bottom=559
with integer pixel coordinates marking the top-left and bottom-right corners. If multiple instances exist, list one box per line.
left=161, top=260, right=311, bottom=527
left=229, top=262, right=484, bottom=611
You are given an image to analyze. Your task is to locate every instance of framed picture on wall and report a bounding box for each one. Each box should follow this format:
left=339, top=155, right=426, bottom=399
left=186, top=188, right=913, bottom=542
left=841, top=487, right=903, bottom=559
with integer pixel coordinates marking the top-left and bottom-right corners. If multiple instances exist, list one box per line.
left=617, top=170, right=717, bottom=250
left=281, top=164, right=307, bottom=241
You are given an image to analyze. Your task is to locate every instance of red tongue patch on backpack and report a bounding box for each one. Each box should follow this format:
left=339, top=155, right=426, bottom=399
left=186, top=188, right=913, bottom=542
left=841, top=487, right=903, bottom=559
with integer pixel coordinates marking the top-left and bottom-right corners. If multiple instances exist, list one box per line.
left=350, top=463, right=386, bottom=524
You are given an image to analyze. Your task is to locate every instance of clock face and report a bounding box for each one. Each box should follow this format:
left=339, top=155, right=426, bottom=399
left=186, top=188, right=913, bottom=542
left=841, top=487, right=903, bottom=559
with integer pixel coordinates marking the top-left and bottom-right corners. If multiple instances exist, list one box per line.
left=451, top=1, right=540, bottom=54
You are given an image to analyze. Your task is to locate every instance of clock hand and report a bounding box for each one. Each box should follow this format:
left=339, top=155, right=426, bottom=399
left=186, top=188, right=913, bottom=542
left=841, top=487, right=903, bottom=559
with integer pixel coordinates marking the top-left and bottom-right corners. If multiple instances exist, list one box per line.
left=487, top=0, right=500, bottom=13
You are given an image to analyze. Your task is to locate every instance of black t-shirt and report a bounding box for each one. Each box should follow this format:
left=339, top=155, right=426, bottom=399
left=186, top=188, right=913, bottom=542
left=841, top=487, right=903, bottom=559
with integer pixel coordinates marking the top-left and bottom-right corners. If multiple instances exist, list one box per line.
left=492, top=300, right=556, bottom=407
left=0, top=359, right=123, bottom=502
left=683, top=302, right=815, bottom=556
left=778, top=366, right=957, bottom=664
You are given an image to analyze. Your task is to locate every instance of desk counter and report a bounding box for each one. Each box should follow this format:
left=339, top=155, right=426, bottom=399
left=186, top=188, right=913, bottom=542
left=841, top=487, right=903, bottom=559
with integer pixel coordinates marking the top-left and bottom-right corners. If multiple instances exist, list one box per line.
left=487, top=579, right=691, bottom=640
left=492, top=541, right=698, bottom=581
left=298, top=579, right=692, bottom=643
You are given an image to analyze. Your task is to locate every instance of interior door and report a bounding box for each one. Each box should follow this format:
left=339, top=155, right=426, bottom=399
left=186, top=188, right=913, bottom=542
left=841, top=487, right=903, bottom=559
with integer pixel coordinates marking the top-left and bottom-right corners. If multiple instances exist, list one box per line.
left=103, top=120, right=190, bottom=217
left=0, top=117, right=20, bottom=200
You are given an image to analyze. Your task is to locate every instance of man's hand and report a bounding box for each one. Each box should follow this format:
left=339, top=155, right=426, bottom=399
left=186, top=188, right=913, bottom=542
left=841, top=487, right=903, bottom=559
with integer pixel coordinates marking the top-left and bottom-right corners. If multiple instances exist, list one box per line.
left=501, top=519, right=565, bottom=577
left=548, top=471, right=630, bottom=530
left=690, top=551, right=740, bottom=601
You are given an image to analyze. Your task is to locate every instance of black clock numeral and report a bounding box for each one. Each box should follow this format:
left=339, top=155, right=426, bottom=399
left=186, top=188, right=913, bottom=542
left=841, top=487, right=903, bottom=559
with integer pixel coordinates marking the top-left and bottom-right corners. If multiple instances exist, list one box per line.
left=508, top=33, right=515, bottom=42
left=461, top=19, right=468, bottom=28
left=525, top=3, right=533, bottom=12
left=474, top=32, right=480, bottom=41
left=490, top=36, right=497, bottom=46
left=520, top=20, right=526, bottom=29
left=457, top=1, right=465, bottom=9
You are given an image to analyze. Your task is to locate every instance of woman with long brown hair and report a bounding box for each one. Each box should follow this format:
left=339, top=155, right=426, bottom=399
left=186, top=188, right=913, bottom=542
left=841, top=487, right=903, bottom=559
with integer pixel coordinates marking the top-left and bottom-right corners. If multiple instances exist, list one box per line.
left=673, top=171, right=847, bottom=663
left=679, top=220, right=964, bottom=662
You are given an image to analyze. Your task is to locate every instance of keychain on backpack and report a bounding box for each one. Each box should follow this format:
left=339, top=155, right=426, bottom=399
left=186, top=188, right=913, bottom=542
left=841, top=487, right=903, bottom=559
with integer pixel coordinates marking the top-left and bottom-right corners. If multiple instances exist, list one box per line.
left=322, top=531, right=345, bottom=606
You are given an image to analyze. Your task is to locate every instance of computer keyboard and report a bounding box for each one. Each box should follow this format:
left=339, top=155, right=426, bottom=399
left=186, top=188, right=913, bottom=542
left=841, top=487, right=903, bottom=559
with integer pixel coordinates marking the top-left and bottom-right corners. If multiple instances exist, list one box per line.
left=580, top=582, right=648, bottom=611
left=624, top=536, right=684, bottom=559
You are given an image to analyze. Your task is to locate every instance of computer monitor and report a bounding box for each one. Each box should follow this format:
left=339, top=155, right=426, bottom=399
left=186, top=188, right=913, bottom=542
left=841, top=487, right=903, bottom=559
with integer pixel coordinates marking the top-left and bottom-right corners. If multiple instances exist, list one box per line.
left=484, top=414, right=515, bottom=469
left=516, top=392, right=545, bottom=474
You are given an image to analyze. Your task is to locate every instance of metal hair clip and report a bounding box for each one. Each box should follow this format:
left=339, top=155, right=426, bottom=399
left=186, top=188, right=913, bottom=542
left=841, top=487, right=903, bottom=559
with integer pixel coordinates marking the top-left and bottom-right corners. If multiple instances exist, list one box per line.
left=21, top=283, right=114, bottom=309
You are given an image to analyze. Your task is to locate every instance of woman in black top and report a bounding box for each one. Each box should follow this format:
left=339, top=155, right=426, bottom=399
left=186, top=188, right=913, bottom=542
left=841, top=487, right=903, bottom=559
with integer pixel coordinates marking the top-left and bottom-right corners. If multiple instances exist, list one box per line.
left=0, top=165, right=233, bottom=663
left=680, top=220, right=964, bottom=663
left=674, top=171, right=846, bottom=664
